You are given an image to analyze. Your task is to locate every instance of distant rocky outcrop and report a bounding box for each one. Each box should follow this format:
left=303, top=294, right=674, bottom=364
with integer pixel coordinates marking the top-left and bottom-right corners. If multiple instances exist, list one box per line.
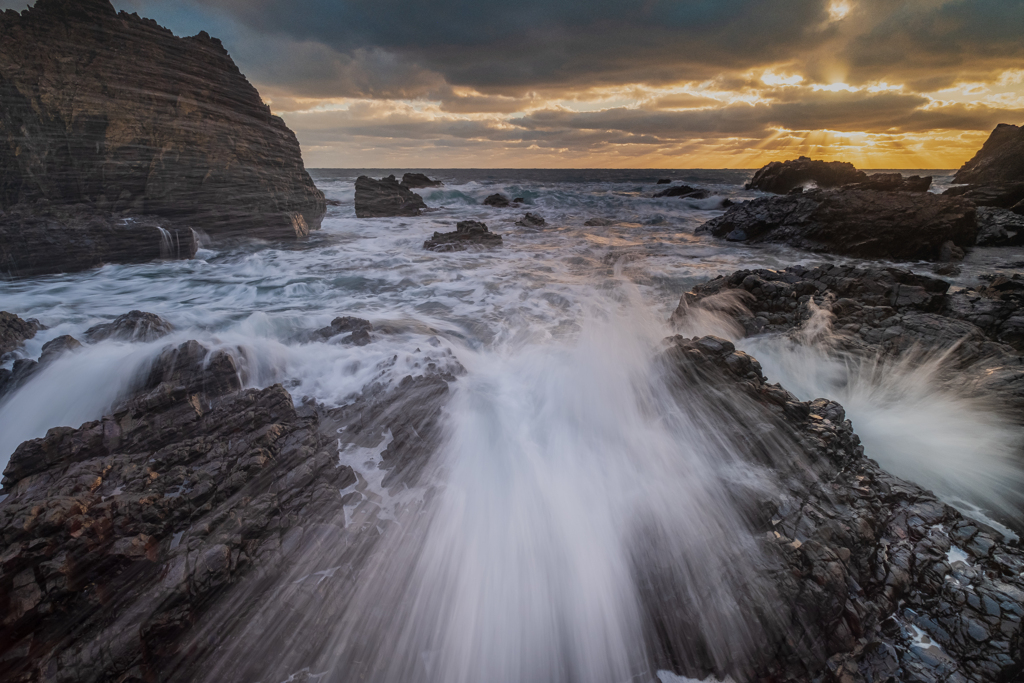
left=953, top=123, right=1024, bottom=185
left=400, top=173, right=443, bottom=188
left=483, top=193, right=511, bottom=208
left=843, top=172, right=932, bottom=192
left=0, top=0, right=324, bottom=276
left=697, top=189, right=976, bottom=261
left=654, top=184, right=710, bottom=199
left=746, top=156, right=867, bottom=193
left=424, top=220, right=502, bottom=251
left=354, top=175, right=427, bottom=217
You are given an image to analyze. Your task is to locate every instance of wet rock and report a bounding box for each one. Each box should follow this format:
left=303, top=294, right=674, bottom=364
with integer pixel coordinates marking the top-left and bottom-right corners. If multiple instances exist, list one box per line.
left=515, top=212, right=546, bottom=227
left=656, top=178, right=672, bottom=184
left=953, top=123, right=1024, bottom=185
left=354, top=175, right=428, bottom=218
left=975, top=207, right=1024, bottom=246
left=483, top=193, right=511, bottom=208
left=400, top=173, right=442, bottom=189
left=746, top=156, right=867, bottom=194
left=654, top=184, right=710, bottom=199
left=943, top=181, right=1024, bottom=209
left=0, top=0, right=324, bottom=252
left=0, top=311, right=42, bottom=355
left=696, top=189, right=977, bottom=261
left=84, top=311, right=174, bottom=343
left=38, top=335, right=82, bottom=365
left=313, top=316, right=373, bottom=346
left=843, top=172, right=932, bottom=192
left=423, top=220, right=502, bottom=252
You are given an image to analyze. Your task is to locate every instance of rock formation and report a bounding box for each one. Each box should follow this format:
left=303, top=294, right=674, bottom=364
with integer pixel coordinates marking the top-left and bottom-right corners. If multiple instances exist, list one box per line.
left=400, top=173, right=443, bottom=188
left=312, top=316, right=373, bottom=346
left=654, top=184, right=710, bottom=199
left=515, top=212, right=546, bottom=227
left=696, top=189, right=977, bottom=261
left=954, top=123, right=1024, bottom=185
left=424, top=220, right=502, bottom=251
left=976, top=207, right=1024, bottom=247
left=354, top=175, right=427, bottom=217
left=83, top=310, right=173, bottom=343
left=0, top=0, right=324, bottom=276
left=843, top=172, right=932, bottom=192
left=745, top=156, right=867, bottom=194
left=0, top=311, right=41, bottom=355
left=943, top=182, right=1024, bottom=212
left=483, top=193, right=511, bottom=208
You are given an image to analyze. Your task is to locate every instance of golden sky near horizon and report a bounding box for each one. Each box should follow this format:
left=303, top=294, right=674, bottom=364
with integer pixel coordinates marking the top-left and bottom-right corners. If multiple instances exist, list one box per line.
left=7, top=0, right=1021, bottom=168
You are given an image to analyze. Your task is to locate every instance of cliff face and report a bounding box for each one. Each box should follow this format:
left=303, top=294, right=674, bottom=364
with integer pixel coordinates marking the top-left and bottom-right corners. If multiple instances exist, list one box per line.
left=954, top=123, right=1024, bottom=185
left=0, top=0, right=324, bottom=243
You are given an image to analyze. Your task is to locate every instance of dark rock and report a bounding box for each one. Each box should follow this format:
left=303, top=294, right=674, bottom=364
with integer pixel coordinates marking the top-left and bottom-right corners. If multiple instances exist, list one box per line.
left=515, top=212, right=546, bottom=227
left=512, top=197, right=525, bottom=204
left=953, top=123, right=1024, bottom=184
left=975, top=207, right=1024, bottom=246
left=654, top=184, right=710, bottom=199
left=0, top=311, right=42, bottom=355
left=745, top=156, right=867, bottom=194
left=943, top=181, right=1024, bottom=208
left=400, top=173, right=442, bottom=189
left=0, top=0, right=324, bottom=246
left=38, top=335, right=81, bottom=364
left=844, top=173, right=932, bottom=192
left=313, top=316, right=373, bottom=346
left=84, top=310, right=173, bottom=343
left=424, top=220, right=502, bottom=252
left=0, top=205, right=198, bottom=278
left=353, top=175, right=427, bottom=218
left=696, top=189, right=977, bottom=261
left=483, top=193, right=510, bottom=208
left=656, top=178, right=672, bottom=184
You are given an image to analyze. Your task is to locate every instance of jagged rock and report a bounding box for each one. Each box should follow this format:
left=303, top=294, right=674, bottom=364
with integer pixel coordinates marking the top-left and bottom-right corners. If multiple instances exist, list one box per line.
left=423, top=220, right=502, bottom=251
left=83, top=310, right=173, bottom=343
left=654, top=184, right=710, bottom=199
left=975, top=207, right=1024, bottom=246
left=659, top=335, right=1024, bottom=682
left=696, top=189, right=977, bottom=261
left=953, top=122, right=1024, bottom=184
left=656, top=178, right=672, bottom=184
left=745, top=156, right=867, bottom=194
left=843, top=172, right=932, bottom=192
left=0, top=311, right=42, bottom=355
left=0, top=205, right=198, bottom=277
left=483, top=193, right=510, bottom=208
left=673, top=265, right=1024, bottom=410
left=400, top=173, right=442, bottom=189
left=943, top=181, right=1024, bottom=208
left=38, top=335, right=81, bottom=365
left=354, top=175, right=427, bottom=218
left=515, top=212, right=546, bottom=227
left=0, top=0, right=324, bottom=252
left=312, top=316, right=373, bottom=346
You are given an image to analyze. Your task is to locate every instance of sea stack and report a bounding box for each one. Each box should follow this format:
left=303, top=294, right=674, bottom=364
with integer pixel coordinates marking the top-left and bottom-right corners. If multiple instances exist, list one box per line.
left=0, top=0, right=325, bottom=275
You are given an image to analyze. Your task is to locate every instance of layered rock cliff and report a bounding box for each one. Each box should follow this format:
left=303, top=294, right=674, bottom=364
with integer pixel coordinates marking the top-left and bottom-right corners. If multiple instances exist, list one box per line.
left=954, top=123, right=1024, bottom=185
left=0, top=0, right=324, bottom=275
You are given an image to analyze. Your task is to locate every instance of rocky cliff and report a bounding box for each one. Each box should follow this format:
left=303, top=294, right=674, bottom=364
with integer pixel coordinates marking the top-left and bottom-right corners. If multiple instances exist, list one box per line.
left=0, top=0, right=324, bottom=268
left=954, top=123, right=1024, bottom=185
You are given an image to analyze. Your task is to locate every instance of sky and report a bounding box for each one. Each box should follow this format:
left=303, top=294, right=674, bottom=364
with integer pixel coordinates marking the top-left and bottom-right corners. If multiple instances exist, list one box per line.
left=6, top=0, right=1024, bottom=168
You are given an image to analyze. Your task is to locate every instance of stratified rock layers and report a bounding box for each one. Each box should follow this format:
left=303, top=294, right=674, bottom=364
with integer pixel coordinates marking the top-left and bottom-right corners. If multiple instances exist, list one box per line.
left=0, top=0, right=325, bottom=241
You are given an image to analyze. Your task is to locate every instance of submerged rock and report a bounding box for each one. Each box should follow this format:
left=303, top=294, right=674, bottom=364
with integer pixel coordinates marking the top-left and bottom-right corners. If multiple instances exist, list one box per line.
left=354, top=175, right=428, bottom=217
left=0, top=0, right=325, bottom=249
left=653, top=184, right=710, bottom=199
left=515, top=212, right=546, bottom=227
left=400, top=173, right=443, bottom=188
left=696, top=189, right=977, bottom=261
left=483, top=193, right=511, bottom=208
left=424, top=220, right=502, bottom=251
left=745, top=156, right=867, bottom=194
left=313, top=316, right=373, bottom=346
left=0, top=311, right=42, bottom=355
left=656, top=178, right=672, bottom=184
left=953, top=122, right=1024, bottom=185
left=84, top=310, right=174, bottom=343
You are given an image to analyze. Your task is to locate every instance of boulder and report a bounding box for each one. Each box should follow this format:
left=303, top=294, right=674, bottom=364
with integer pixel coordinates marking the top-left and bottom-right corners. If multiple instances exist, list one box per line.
left=953, top=123, right=1024, bottom=184
left=354, top=175, right=427, bottom=218
left=84, top=310, right=174, bottom=343
left=745, top=156, right=867, bottom=194
left=696, top=189, right=977, bottom=261
left=400, top=173, right=443, bottom=189
left=0, top=0, right=325, bottom=248
left=424, top=220, right=502, bottom=251
left=515, top=212, right=546, bottom=227
left=653, top=184, right=710, bottom=199
left=312, top=316, right=373, bottom=346
left=943, top=181, right=1024, bottom=208
left=483, top=193, right=511, bottom=208
left=843, top=172, right=932, bottom=192
left=0, top=311, right=42, bottom=355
